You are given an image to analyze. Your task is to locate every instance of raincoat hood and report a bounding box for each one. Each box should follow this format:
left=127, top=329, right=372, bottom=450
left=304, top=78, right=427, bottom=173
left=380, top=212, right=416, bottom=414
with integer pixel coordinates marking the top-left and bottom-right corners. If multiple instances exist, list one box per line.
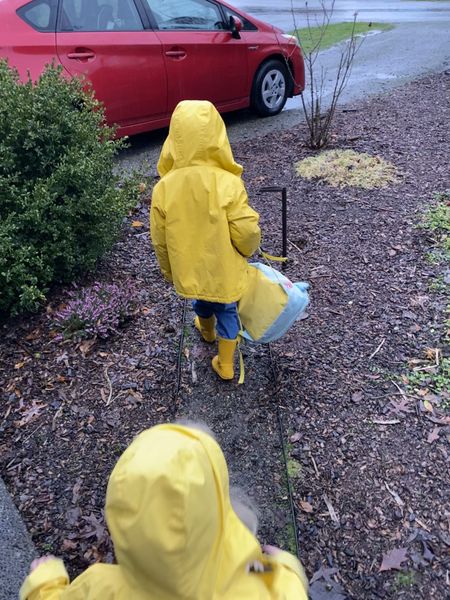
left=157, top=100, right=243, bottom=177
left=105, top=424, right=260, bottom=599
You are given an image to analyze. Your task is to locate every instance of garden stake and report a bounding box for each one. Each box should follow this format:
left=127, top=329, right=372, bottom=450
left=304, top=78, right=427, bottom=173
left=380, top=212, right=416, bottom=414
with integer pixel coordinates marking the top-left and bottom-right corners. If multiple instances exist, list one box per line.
left=260, top=186, right=288, bottom=270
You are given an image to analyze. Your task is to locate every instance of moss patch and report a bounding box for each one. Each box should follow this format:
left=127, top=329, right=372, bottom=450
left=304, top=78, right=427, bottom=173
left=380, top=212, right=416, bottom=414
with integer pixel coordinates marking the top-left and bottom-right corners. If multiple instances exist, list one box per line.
left=295, top=149, right=400, bottom=189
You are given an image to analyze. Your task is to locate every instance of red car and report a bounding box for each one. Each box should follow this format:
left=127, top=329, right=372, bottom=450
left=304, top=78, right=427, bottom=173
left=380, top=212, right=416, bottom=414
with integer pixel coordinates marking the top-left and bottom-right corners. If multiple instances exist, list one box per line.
left=0, top=0, right=305, bottom=137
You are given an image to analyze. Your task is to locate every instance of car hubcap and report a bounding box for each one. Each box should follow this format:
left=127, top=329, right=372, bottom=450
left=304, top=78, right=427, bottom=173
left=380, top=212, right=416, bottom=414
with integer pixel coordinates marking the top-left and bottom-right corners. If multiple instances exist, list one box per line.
left=261, top=69, right=286, bottom=109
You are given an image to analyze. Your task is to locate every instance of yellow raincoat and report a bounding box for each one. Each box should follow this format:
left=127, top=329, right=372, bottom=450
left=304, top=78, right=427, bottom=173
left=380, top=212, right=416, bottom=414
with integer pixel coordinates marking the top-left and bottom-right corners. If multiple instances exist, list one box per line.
left=150, top=101, right=261, bottom=303
left=20, top=425, right=308, bottom=600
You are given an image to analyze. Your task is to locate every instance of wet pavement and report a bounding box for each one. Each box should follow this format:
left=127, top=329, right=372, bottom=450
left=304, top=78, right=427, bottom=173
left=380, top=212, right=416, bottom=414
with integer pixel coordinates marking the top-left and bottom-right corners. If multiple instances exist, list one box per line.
left=119, top=2, right=450, bottom=174
left=231, top=0, right=450, bottom=28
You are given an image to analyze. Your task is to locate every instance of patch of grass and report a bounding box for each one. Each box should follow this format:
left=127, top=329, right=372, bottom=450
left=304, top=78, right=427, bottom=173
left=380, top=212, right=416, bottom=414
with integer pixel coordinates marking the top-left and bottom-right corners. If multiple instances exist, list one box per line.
left=429, top=276, right=448, bottom=294
left=295, top=149, right=400, bottom=189
left=278, top=522, right=298, bottom=555
left=41, top=542, right=53, bottom=552
left=421, top=191, right=450, bottom=262
left=292, top=21, right=393, bottom=54
left=406, top=355, right=450, bottom=396
left=401, top=192, right=450, bottom=410
left=425, top=251, right=442, bottom=265
left=394, top=570, right=416, bottom=590
left=287, top=457, right=302, bottom=478
left=422, top=192, right=450, bottom=232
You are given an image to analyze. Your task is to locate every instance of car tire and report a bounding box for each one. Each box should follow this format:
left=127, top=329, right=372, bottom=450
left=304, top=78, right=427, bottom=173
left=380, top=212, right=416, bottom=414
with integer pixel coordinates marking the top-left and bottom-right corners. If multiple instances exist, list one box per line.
left=251, top=59, right=289, bottom=117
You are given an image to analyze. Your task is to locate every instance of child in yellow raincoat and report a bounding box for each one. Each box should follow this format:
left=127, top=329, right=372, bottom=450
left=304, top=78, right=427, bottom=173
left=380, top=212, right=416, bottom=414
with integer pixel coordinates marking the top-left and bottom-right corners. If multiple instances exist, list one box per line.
left=150, top=100, right=261, bottom=380
left=20, top=423, right=308, bottom=599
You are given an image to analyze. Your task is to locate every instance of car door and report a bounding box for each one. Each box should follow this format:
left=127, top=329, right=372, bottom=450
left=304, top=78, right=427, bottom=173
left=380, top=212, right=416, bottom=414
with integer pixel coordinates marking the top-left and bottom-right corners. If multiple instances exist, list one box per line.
left=56, top=0, right=167, bottom=130
left=142, top=0, right=249, bottom=113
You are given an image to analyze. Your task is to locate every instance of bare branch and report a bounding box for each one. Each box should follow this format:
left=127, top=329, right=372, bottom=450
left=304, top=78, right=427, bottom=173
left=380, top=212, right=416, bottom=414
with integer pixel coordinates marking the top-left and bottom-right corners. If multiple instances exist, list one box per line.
left=293, top=2, right=363, bottom=148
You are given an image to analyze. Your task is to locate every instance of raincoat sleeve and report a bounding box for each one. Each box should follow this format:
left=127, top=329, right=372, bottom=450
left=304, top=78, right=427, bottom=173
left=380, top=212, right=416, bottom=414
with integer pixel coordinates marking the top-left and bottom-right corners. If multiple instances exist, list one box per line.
left=266, top=551, right=309, bottom=599
left=227, top=182, right=261, bottom=258
left=19, top=559, right=69, bottom=600
left=150, top=184, right=173, bottom=282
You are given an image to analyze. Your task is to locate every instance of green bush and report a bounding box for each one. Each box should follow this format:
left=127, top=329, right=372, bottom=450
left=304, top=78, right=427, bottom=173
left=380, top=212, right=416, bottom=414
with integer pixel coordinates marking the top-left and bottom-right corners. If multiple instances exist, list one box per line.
left=0, top=61, right=138, bottom=315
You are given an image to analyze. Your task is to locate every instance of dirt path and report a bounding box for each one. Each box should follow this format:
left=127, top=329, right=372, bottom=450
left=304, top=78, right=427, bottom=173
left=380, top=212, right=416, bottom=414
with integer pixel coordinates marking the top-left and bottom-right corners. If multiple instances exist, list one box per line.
left=176, top=308, right=294, bottom=549
left=0, top=72, right=449, bottom=599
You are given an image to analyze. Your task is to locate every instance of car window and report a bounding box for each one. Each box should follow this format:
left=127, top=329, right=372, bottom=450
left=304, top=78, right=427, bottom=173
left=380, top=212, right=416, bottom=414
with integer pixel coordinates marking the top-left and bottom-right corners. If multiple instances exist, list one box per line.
left=221, top=6, right=257, bottom=31
left=17, top=0, right=57, bottom=32
left=60, top=0, right=143, bottom=31
left=144, top=0, right=225, bottom=31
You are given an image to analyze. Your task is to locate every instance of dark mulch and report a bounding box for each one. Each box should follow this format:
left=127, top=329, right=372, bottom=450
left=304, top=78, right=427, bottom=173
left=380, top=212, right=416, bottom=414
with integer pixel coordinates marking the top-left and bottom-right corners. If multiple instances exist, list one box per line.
left=1, top=71, right=449, bottom=599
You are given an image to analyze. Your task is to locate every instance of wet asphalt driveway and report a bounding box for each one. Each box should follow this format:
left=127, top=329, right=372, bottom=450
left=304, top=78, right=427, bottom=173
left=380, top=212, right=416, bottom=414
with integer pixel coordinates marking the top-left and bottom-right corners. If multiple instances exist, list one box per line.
left=119, top=2, right=450, bottom=172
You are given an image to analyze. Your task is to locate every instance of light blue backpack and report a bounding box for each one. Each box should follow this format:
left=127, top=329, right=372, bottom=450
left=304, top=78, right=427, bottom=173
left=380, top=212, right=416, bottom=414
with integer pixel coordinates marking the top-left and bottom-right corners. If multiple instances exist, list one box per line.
left=238, top=263, right=309, bottom=344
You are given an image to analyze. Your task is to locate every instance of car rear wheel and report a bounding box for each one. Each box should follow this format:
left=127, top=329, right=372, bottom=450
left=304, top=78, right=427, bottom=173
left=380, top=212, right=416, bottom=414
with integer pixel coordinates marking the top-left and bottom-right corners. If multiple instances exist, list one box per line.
left=251, top=59, right=289, bottom=117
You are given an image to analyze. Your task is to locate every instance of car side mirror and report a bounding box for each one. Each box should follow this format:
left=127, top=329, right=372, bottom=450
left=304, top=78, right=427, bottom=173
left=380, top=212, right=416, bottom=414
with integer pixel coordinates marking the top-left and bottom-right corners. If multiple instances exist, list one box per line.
left=229, top=15, right=243, bottom=39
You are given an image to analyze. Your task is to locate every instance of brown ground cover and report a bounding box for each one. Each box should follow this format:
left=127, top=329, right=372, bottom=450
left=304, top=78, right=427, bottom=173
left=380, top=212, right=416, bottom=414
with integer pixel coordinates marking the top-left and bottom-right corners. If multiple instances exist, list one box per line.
left=1, top=71, right=449, bottom=599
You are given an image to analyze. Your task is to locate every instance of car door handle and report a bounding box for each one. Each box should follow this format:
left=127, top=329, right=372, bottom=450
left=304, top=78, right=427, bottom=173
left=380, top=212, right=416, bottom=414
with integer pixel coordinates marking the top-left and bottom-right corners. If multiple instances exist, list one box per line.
left=67, top=51, right=95, bottom=60
left=165, top=50, right=186, bottom=59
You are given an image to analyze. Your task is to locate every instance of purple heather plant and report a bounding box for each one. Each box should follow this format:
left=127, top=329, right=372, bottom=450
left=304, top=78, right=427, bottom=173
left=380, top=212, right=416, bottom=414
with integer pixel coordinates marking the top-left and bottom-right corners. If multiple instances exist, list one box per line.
left=53, top=281, right=136, bottom=340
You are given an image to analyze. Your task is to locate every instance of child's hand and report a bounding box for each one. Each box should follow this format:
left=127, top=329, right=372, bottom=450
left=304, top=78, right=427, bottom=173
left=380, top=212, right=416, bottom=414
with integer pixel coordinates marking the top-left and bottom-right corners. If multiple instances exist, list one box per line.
left=30, top=555, right=56, bottom=573
left=262, top=544, right=282, bottom=556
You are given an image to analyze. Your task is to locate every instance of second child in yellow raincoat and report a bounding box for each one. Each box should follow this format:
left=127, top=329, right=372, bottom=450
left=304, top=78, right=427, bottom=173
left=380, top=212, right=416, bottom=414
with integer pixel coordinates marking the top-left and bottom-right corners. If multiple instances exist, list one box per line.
left=150, top=100, right=261, bottom=380
left=20, top=423, right=309, bottom=599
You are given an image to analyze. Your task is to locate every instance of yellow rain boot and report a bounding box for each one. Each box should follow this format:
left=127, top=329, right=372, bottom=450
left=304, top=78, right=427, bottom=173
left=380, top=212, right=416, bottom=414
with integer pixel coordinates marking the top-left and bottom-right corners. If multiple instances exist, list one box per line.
left=194, top=315, right=216, bottom=343
left=212, top=337, right=238, bottom=380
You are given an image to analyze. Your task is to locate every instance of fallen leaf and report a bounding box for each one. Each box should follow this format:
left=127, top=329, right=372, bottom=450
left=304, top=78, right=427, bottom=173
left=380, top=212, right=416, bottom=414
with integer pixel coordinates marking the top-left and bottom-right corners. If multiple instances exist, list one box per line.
left=309, top=580, right=347, bottom=600
left=379, top=547, right=408, bottom=572
left=310, top=566, right=339, bottom=585
left=422, top=400, right=433, bottom=413
left=61, top=539, right=78, bottom=551
left=15, top=401, right=46, bottom=427
left=424, top=347, right=440, bottom=361
left=72, top=478, right=83, bottom=504
left=131, top=220, right=144, bottom=228
left=421, top=541, right=435, bottom=562
left=79, top=339, right=96, bottom=356
left=299, top=500, right=314, bottom=513
left=352, top=391, right=363, bottom=403
left=427, top=427, right=440, bottom=444
left=389, top=397, right=413, bottom=416
left=426, top=414, right=450, bottom=425
left=290, top=432, right=301, bottom=443
left=138, top=182, right=147, bottom=193
left=25, top=328, right=41, bottom=341
left=82, top=513, right=107, bottom=544
left=417, top=388, right=429, bottom=397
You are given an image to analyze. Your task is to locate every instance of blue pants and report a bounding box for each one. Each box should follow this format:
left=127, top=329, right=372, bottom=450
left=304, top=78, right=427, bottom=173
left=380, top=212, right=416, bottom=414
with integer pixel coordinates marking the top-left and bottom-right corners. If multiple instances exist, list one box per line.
left=192, top=300, right=240, bottom=340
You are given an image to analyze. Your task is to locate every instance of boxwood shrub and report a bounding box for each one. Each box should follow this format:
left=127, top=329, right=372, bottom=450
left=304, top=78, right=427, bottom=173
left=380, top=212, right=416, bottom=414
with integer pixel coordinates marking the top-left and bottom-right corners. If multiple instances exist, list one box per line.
left=0, top=61, right=138, bottom=315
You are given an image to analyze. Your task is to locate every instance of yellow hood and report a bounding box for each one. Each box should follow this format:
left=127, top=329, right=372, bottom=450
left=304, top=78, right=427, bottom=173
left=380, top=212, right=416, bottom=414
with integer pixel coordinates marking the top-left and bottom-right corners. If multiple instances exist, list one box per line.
left=105, top=424, right=261, bottom=599
left=157, top=100, right=243, bottom=177
left=150, top=101, right=261, bottom=303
